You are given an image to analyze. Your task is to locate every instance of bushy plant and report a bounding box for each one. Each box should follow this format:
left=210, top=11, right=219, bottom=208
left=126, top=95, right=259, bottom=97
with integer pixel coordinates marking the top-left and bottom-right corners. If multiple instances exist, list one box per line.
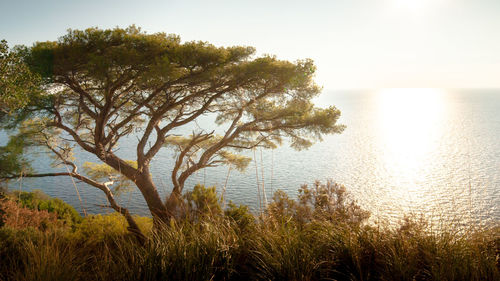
left=298, top=180, right=370, bottom=226
left=0, top=198, right=59, bottom=230
left=71, top=213, right=152, bottom=242
left=10, top=190, right=82, bottom=227
left=183, top=184, right=223, bottom=220
left=225, top=202, right=255, bottom=233
left=266, top=190, right=298, bottom=224
left=267, top=180, right=370, bottom=228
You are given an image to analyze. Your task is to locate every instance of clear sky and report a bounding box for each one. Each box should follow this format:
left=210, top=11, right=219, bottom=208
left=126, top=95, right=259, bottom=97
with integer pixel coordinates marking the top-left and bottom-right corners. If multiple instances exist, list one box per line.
left=1, top=0, right=499, bottom=90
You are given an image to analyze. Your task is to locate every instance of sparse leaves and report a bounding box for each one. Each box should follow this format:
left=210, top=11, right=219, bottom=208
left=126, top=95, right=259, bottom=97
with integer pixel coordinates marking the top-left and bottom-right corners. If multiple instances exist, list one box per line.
left=83, top=161, right=138, bottom=195
left=164, top=134, right=252, bottom=172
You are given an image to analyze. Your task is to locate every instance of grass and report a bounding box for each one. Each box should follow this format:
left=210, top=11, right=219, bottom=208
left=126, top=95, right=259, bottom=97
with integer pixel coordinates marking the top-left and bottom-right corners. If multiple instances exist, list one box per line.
left=0, top=183, right=498, bottom=281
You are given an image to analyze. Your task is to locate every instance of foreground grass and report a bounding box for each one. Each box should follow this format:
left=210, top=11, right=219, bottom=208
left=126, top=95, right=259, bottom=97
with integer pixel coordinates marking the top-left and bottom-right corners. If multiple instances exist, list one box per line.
left=0, top=184, right=499, bottom=281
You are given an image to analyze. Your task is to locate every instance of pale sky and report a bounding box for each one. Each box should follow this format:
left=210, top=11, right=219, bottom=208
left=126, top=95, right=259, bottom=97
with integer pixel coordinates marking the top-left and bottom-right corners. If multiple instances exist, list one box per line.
left=1, top=0, right=499, bottom=89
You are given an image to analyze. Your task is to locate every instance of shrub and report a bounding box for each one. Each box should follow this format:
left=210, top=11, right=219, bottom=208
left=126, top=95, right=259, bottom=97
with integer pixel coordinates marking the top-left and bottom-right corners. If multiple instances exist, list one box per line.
left=11, top=190, right=82, bottom=227
left=183, top=184, right=223, bottom=220
left=71, top=213, right=152, bottom=242
left=0, top=198, right=59, bottom=230
left=298, top=180, right=370, bottom=226
left=225, top=202, right=255, bottom=232
left=267, top=180, right=370, bottom=227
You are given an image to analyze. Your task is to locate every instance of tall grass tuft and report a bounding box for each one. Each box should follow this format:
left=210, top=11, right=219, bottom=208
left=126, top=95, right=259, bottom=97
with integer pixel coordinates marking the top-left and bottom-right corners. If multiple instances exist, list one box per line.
left=130, top=220, right=240, bottom=281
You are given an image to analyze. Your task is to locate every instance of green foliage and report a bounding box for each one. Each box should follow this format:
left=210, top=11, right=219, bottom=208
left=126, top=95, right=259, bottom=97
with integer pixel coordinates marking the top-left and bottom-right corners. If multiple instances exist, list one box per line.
left=2, top=186, right=495, bottom=280
left=0, top=118, right=56, bottom=181
left=248, top=222, right=331, bottom=280
left=164, top=135, right=252, bottom=172
left=71, top=213, right=152, bottom=242
left=10, top=190, right=82, bottom=227
left=82, top=161, right=138, bottom=195
left=266, top=190, right=298, bottom=223
left=225, top=202, right=255, bottom=232
left=0, top=40, right=51, bottom=136
left=1, top=216, right=497, bottom=281
left=0, top=133, right=32, bottom=178
left=13, top=232, right=81, bottom=281
left=0, top=40, right=41, bottom=115
left=183, top=184, right=223, bottom=220
left=0, top=227, right=41, bottom=280
left=72, top=213, right=129, bottom=240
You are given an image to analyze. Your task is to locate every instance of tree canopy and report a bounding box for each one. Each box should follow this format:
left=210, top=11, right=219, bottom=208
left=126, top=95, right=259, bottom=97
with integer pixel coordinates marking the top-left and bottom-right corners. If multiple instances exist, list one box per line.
left=0, top=40, right=43, bottom=178
left=0, top=40, right=41, bottom=115
left=0, top=26, right=344, bottom=237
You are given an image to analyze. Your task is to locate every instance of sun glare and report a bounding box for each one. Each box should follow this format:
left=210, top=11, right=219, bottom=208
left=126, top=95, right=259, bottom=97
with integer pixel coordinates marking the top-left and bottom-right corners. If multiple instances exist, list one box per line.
left=376, top=88, right=446, bottom=190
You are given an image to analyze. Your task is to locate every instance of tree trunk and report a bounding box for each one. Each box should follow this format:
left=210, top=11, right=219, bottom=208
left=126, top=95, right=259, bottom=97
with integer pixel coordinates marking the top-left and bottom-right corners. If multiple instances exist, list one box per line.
left=134, top=173, right=170, bottom=226
left=165, top=188, right=183, bottom=219
left=123, top=209, right=146, bottom=244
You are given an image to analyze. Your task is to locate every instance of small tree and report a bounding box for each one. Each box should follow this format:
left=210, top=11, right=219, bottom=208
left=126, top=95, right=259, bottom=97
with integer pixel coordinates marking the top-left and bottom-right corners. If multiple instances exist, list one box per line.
left=0, top=26, right=344, bottom=237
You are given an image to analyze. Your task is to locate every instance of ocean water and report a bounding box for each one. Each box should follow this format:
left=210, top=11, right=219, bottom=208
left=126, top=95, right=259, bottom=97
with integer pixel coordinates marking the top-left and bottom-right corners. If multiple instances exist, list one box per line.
left=3, top=88, right=500, bottom=226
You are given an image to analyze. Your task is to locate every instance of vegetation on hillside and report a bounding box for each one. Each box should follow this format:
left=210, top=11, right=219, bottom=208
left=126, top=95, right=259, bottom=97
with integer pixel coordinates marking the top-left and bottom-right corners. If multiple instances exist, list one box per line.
left=0, top=184, right=498, bottom=281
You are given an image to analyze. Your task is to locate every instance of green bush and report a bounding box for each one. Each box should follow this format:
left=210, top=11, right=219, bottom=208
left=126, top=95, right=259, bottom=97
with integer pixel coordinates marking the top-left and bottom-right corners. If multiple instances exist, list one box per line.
left=70, top=213, right=152, bottom=242
left=225, top=202, right=255, bottom=232
left=10, top=190, right=82, bottom=227
left=183, top=184, right=223, bottom=220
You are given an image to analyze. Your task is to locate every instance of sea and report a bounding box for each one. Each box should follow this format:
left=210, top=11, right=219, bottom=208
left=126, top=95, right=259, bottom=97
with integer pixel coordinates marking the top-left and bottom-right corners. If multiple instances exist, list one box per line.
left=2, top=88, right=499, bottom=227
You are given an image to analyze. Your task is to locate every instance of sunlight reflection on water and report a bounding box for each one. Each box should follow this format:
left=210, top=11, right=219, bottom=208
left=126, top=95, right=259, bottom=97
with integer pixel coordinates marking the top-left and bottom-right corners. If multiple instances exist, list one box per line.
left=311, top=88, right=499, bottom=227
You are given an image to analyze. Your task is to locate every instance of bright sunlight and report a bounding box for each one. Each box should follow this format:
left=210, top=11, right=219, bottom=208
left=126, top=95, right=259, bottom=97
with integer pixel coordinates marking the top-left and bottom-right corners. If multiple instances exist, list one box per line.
left=376, top=88, right=446, bottom=189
